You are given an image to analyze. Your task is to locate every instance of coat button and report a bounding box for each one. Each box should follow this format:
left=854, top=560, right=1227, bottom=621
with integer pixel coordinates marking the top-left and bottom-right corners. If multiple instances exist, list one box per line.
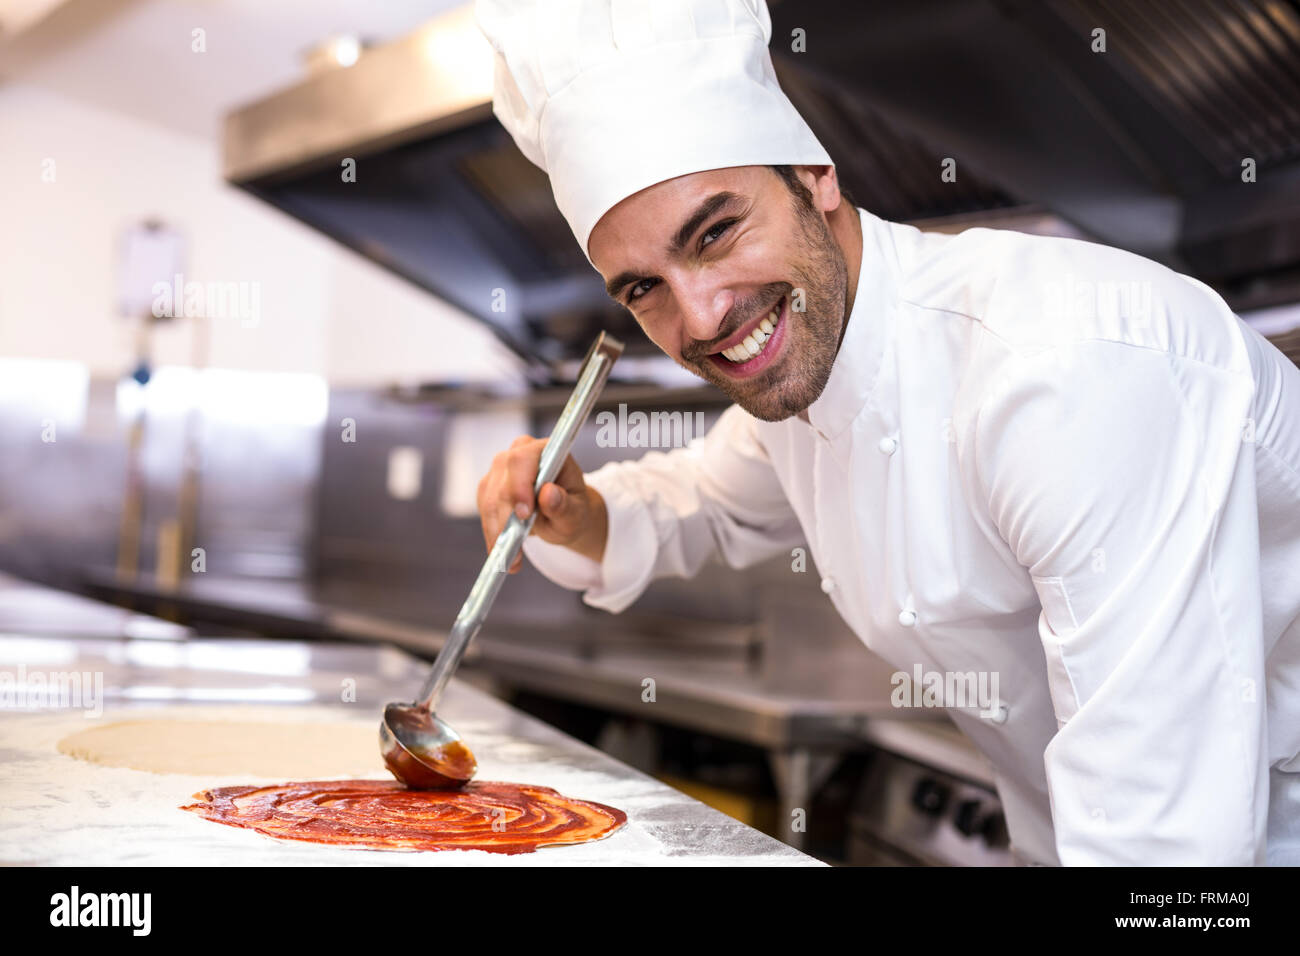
left=878, top=436, right=898, bottom=455
left=821, top=577, right=836, bottom=594
left=898, top=609, right=917, bottom=627
left=987, top=702, right=1009, bottom=724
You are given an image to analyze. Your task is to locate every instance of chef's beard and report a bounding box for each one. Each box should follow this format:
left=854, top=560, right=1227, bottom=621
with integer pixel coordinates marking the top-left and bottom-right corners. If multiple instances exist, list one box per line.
left=683, top=186, right=849, bottom=423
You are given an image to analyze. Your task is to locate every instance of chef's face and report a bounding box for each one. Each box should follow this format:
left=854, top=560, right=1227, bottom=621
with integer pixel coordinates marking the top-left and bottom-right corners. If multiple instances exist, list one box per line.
left=588, top=165, right=850, bottom=422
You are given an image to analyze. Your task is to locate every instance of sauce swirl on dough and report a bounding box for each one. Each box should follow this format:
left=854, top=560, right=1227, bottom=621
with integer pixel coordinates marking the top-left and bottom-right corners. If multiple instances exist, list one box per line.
left=182, top=779, right=626, bottom=855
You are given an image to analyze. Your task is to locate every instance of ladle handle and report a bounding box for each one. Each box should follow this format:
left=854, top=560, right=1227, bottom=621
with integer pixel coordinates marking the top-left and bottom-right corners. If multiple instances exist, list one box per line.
left=414, top=332, right=624, bottom=711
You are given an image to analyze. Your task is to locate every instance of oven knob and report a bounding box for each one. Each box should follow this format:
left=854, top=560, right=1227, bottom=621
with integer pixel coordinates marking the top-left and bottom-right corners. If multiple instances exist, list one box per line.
left=910, top=778, right=950, bottom=816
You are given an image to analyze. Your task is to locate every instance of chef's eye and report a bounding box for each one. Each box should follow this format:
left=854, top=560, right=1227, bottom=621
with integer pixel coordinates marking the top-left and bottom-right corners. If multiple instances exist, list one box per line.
left=701, top=219, right=735, bottom=248
left=627, top=278, right=658, bottom=302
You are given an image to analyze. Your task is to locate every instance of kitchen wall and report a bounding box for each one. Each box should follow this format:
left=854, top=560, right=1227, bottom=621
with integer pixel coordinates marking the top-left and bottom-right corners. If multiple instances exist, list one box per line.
left=0, top=81, right=524, bottom=387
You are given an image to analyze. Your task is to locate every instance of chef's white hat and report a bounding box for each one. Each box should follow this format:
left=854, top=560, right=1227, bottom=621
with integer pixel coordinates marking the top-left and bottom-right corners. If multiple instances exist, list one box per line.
left=475, top=0, right=834, bottom=264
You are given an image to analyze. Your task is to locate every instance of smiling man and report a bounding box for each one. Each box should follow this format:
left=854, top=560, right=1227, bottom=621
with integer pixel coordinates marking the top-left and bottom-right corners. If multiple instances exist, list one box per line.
left=474, top=0, right=1300, bottom=866
left=596, top=165, right=858, bottom=423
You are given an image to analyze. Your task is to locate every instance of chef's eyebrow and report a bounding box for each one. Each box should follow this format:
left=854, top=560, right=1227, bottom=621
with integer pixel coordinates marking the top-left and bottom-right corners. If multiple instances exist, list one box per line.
left=603, top=190, right=745, bottom=301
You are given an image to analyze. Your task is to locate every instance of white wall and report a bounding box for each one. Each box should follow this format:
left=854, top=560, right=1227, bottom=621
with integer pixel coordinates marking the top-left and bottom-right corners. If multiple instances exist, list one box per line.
left=0, top=82, right=525, bottom=387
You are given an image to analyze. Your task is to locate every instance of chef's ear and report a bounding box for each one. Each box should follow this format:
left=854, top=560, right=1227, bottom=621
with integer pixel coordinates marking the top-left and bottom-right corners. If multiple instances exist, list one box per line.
left=798, top=164, right=844, bottom=214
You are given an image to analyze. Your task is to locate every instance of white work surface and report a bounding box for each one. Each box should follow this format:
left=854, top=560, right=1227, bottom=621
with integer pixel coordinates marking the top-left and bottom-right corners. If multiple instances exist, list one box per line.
left=0, top=634, right=821, bottom=866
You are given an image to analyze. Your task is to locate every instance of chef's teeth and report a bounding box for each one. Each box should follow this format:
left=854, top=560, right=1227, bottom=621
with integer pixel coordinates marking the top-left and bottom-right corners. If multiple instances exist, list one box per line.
left=720, top=302, right=782, bottom=363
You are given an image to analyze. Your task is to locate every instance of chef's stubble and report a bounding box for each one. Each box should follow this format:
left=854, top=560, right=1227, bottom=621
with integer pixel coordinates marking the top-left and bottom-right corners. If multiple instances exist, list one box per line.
left=689, top=176, right=849, bottom=422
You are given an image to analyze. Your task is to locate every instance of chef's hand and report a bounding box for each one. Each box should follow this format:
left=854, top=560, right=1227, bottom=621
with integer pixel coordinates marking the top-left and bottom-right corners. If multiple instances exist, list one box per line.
left=476, top=436, right=608, bottom=573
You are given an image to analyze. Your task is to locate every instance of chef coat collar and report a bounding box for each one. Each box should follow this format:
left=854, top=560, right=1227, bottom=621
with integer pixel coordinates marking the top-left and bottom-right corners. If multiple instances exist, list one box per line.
left=803, top=206, right=899, bottom=442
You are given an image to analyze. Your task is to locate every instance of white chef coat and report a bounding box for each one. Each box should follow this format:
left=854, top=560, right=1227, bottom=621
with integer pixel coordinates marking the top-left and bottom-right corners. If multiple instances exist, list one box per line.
left=523, top=206, right=1300, bottom=866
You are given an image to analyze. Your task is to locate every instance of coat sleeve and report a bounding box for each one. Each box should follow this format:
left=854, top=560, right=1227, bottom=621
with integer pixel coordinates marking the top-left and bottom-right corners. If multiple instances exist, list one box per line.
left=971, top=339, right=1270, bottom=865
left=522, top=403, right=805, bottom=613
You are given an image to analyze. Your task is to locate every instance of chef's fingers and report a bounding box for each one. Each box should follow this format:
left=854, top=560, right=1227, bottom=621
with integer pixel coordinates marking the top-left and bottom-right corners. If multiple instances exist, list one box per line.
left=477, top=443, right=527, bottom=556
left=505, top=436, right=546, bottom=518
left=535, top=481, right=585, bottom=541
left=476, top=438, right=588, bottom=565
left=551, top=449, right=588, bottom=495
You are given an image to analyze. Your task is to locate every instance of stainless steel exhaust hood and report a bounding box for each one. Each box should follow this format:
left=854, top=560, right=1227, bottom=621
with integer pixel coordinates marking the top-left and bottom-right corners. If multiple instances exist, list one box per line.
left=223, top=5, right=646, bottom=369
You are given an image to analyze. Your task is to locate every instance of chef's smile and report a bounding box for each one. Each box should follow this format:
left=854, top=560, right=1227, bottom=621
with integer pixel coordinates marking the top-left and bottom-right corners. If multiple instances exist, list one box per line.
left=706, top=291, right=788, bottom=378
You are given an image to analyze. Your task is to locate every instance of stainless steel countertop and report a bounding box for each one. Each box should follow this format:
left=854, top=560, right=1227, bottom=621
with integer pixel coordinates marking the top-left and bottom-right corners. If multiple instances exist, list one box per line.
left=482, top=641, right=997, bottom=787
left=0, top=633, right=822, bottom=865
left=0, top=571, right=192, bottom=640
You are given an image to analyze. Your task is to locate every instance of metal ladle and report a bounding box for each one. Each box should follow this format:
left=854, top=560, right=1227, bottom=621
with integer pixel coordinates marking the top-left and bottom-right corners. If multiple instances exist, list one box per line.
left=380, top=332, right=624, bottom=788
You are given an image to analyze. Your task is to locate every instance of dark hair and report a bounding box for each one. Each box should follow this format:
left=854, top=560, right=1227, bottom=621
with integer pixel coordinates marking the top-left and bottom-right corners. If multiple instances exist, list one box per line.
left=769, top=164, right=855, bottom=210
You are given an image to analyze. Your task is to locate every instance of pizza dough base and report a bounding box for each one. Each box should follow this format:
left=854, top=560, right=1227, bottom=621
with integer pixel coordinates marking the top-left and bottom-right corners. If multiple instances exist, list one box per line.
left=58, top=719, right=381, bottom=777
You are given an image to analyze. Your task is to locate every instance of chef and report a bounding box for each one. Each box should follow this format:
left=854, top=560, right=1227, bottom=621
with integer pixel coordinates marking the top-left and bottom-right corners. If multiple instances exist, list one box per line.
left=474, top=0, right=1300, bottom=865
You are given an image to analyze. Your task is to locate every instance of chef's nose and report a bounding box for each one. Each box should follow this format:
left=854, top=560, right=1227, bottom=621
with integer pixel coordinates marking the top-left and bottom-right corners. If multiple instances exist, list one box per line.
left=674, top=279, right=735, bottom=349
